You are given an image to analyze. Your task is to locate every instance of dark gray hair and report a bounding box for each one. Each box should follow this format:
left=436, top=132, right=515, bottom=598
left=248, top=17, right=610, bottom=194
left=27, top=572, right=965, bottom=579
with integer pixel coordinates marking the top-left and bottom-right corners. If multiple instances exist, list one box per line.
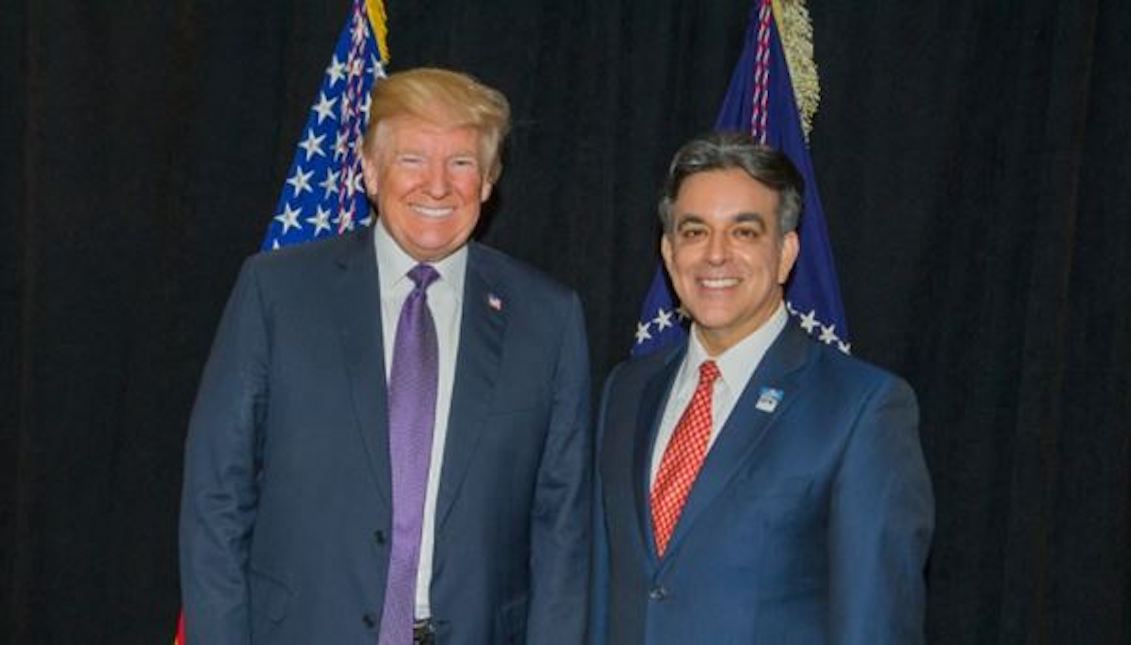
left=658, top=131, right=804, bottom=235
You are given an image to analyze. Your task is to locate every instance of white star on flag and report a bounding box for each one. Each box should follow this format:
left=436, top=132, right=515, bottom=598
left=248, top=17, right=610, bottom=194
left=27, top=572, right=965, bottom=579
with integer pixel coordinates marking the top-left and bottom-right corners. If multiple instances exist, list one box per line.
left=652, top=308, right=674, bottom=331
left=319, top=167, right=341, bottom=195
left=274, top=202, right=303, bottom=234
left=351, top=15, right=368, bottom=45
left=326, top=55, right=347, bottom=86
left=342, top=167, right=357, bottom=198
left=333, top=131, right=350, bottom=161
left=286, top=166, right=314, bottom=197
left=349, top=57, right=365, bottom=79
left=798, top=309, right=819, bottom=333
left=818, top=323, right=839, bottom=345
left=360, top=92, right=373, bottom=119
left=307, top=205, right=333, bottom=235
left=335, top=198, right=359, bottom=229
left=297, top=129, right=326, bottom=162
left=368, top=55, right=385, bottom=80
left=312, top=92, right=337, bottom=124
left=634, top=321, right=653, bottom=345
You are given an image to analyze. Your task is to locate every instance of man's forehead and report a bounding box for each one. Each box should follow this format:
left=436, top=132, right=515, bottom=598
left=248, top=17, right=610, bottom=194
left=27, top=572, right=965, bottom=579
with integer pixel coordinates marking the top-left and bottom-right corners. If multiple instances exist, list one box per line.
left=673, top=170, right=776, bottom=209
left=378, top=116, right=480, bottom=143
left=371, top=127, right=479, bottom=168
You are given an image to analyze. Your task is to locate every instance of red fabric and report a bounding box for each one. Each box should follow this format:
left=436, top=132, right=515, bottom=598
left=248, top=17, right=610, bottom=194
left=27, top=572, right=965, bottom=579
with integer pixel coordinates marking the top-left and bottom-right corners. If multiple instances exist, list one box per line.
left=174, top=610, right=185, bottom=645
left=650, top=360, right=720, bottom=557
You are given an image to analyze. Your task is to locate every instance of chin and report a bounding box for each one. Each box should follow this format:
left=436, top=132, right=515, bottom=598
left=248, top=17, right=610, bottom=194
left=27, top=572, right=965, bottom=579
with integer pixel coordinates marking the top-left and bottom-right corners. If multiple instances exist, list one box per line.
left=689, top=308, right=741, bottom=329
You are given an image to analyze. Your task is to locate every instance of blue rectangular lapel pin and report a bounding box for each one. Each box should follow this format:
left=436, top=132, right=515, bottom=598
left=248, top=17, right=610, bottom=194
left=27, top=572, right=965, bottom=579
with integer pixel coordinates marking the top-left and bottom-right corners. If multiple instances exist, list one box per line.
left=755, top=387, right=784, bottom=413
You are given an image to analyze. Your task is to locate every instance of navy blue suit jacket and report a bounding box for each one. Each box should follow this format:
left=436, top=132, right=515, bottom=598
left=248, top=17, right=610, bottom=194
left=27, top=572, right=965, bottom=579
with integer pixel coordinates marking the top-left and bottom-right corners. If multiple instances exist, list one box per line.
left=180, top=229, right=591, bottom=644
left=591, top=322, right=933, bottom=644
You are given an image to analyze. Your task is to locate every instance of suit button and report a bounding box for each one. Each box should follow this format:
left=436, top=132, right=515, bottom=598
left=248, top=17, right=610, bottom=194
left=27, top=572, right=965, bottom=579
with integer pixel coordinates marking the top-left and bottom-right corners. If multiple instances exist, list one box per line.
left=362, top=612, right=376, bottom=629
left=374, top=530, right=386, bottom=545
left=649, top=586, right=667, bottom=601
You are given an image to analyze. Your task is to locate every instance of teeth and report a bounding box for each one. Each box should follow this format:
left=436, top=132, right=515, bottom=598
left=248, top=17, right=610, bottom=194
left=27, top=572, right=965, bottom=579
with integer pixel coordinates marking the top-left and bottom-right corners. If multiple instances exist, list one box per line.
left=700, top=278, right=739, bottom=288
left=412, top=205, right=453, bottom=218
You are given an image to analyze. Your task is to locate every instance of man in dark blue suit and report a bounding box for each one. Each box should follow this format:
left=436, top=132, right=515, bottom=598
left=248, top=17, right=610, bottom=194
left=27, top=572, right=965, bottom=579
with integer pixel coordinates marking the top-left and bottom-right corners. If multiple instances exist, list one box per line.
left=591, top=133, right=933, bottom=644
left=180, top=68, right=591, bottom=644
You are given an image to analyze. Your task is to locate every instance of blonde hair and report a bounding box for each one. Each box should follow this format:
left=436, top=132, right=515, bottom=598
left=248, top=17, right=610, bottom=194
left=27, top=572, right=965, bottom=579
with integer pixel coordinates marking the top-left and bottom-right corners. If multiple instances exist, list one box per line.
left=363, top=67, right=511, bottom=182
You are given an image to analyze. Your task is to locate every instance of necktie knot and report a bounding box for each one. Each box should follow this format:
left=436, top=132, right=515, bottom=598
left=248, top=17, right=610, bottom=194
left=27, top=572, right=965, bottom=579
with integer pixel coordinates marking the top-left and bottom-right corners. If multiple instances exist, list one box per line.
left=407, top=263, right=440, bottom=292
left=698, top=360, right=720, bottom=386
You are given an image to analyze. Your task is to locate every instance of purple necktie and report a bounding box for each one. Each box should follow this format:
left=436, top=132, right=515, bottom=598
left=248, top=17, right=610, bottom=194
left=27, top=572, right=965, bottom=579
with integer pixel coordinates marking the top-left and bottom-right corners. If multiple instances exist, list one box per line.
left=378, top=263, right=439, bottom=644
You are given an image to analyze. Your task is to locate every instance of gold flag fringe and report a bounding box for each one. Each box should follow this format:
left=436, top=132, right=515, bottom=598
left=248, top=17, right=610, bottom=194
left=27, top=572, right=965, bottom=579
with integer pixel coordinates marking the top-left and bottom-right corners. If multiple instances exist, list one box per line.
left=366, top=0, right=390, bottom=64
left=772, top=0, right=819, bottom=141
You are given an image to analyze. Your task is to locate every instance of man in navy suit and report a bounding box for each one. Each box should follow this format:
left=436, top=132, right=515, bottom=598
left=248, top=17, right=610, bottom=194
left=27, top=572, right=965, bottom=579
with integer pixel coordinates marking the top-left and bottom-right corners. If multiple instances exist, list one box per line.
left=180, top=68, right=591, bottom=644
left=590, top=132, right=933, bottom=644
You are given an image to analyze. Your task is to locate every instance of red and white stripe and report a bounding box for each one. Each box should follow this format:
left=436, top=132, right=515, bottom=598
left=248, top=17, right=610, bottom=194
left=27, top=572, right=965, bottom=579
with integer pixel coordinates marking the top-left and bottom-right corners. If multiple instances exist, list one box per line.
left=749, top=0, right=773, bottom=142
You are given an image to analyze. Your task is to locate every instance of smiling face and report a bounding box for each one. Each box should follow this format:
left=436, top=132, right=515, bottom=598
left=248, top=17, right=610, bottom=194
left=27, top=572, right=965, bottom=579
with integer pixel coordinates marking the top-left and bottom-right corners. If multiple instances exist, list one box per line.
left=661, top=168, right=799, bottom=356
left=361, top=114, right=493, bottom=262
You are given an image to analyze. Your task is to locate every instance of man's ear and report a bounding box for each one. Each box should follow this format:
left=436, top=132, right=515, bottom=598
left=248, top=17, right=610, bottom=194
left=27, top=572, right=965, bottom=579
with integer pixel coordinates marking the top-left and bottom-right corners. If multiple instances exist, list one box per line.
left=777, top=230, right=800, bottom=284
left=660, top=233, right=674, bottom=270
left=479, top=178, right=493, bottom=203
left=360, top=151, right=380, bottom=198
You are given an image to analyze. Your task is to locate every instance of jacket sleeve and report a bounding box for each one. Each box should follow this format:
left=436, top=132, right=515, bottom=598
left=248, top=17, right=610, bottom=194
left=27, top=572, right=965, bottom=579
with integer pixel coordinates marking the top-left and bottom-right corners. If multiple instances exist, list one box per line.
left=828, top=375, right=934, bottom=645
left=179, top=257, right=270, bottom=645
left=525, top=291, right=593, bottom=645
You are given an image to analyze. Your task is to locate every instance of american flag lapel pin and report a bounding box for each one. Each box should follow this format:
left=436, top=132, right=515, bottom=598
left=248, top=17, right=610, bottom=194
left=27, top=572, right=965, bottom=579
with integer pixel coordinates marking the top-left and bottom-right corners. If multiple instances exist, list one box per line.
left=755, top=387, right=783, bottom=413
left=487, top=293, right=503, bottom=312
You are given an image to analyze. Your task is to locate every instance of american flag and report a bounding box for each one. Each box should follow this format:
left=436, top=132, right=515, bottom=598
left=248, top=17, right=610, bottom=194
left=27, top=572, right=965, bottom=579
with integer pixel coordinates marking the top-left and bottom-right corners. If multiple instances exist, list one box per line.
left=175, top=3, right=387, bottom=643
left=260, top=0, right=388, bottom=251
left=632, top=0, right=850, bottom=356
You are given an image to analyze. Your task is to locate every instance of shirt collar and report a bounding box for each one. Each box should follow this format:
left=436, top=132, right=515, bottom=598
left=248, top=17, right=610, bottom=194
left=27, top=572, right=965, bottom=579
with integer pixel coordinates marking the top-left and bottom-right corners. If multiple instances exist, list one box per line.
left=373, top=215, right=468, bottom=300
left=685, top=302, right=789, bottom=391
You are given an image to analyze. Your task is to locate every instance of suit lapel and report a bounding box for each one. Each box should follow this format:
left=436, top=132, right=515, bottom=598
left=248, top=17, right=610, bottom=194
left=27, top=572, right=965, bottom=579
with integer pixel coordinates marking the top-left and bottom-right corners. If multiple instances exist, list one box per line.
left=660, top=322, right=814, bottom=563
left=632, top=347, right=684, bottom=564
left=435, top=244, right=506, bottom=529
left=330, top=229, right=392, bottom=505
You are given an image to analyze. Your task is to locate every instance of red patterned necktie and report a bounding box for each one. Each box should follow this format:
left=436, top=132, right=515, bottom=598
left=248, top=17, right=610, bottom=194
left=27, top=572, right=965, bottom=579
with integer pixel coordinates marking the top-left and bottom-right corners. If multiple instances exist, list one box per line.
left=650, top=360, right=721, bottom=557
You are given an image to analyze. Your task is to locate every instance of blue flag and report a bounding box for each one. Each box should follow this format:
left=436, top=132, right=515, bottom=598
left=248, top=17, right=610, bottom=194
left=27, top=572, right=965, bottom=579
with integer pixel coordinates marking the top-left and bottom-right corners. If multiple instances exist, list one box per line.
left=631, top=0, right=849, bottom=356
left=260, top=0, right=387, bottom=251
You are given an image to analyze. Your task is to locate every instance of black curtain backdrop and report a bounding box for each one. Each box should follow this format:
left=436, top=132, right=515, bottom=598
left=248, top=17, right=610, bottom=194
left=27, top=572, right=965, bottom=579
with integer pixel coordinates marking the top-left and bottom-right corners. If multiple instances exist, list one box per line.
left=3, top=1, right=1129, bottom=642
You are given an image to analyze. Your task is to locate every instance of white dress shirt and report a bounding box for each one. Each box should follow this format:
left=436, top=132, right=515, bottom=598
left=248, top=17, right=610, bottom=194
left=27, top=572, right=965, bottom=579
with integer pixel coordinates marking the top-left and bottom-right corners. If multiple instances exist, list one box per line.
left=649, top=303, right=789, bottom=486
left=373, top=220, right=466, bottom=619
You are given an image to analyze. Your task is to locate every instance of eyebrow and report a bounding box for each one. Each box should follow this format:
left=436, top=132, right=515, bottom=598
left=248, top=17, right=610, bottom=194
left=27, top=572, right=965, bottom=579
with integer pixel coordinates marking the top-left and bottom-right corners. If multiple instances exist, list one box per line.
left=674, top=214, right=706, bottom=228
left=392, top=146, right=478, bottom=157
left=674, top=211, right=767, bottom=227
left=731, top=212, right=767, bottom=225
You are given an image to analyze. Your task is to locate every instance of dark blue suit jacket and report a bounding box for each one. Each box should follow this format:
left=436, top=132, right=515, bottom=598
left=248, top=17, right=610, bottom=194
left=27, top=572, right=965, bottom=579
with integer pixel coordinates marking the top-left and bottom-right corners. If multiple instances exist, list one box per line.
left=591, top=322, right=933, bottom=644
left=180, top=229, right=591, bottom=644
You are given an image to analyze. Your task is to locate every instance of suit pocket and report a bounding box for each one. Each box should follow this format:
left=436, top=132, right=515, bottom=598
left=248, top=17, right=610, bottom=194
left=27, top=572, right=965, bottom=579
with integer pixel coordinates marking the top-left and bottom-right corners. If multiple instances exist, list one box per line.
left=249, top=566, right=293, bottom=623
left=733, top=475, right=812, bottom=504
left=727, top=476, right=816, bottom=534
left=495, top=595, right=528, bottom=644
